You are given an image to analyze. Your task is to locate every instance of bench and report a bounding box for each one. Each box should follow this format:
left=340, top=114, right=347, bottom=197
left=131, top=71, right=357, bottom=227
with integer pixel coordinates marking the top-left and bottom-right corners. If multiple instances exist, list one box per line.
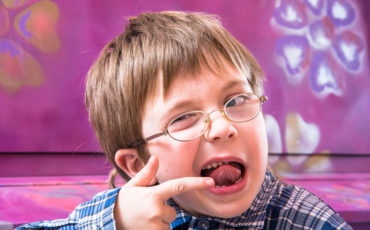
left=1, top=152, right=369, bottom=229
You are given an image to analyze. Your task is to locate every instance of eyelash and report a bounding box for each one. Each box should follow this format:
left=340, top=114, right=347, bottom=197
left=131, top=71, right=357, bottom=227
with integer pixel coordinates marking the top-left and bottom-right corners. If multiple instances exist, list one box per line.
left=223, top=92, right=246, bottom=105
left=163, top=90, right=249, bottom=129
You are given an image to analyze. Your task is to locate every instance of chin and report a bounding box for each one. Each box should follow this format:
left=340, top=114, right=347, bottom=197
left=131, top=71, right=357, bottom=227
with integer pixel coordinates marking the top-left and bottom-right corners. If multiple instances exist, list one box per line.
left=197, top=198, right=253, bottom=219
left=228, top=203, right=253, bottom=218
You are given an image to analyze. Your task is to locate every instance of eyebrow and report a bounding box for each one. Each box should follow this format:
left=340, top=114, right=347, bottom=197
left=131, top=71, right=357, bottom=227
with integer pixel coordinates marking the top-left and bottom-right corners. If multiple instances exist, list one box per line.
left=164, top=79, right=248, bottom=116
left=222, top=79, right=249, bottom=92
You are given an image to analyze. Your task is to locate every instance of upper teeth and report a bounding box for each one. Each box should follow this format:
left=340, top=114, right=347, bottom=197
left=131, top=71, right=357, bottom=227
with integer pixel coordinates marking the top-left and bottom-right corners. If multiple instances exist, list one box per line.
left=203, top=161, right=225, bottom=170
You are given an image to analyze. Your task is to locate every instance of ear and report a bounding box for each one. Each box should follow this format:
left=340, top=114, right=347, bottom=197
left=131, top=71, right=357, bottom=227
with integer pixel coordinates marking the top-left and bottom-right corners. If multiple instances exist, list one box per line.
left=115, top=148, right=145, bottom=178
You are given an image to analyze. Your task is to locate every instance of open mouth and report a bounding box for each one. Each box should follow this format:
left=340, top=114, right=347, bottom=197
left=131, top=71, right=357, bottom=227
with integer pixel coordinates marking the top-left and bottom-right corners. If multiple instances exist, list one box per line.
left=200, top=161, right=245, bottom=187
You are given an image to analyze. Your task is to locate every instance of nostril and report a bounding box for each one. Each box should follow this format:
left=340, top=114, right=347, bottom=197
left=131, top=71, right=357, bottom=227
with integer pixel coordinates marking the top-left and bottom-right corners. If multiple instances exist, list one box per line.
left=228, top=126, right=237, bottom=139
left=204, top=118, right=237, bottom=142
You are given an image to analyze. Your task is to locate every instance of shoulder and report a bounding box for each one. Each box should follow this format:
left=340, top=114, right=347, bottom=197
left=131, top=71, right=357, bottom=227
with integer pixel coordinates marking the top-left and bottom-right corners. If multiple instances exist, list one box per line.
left=16, top=188, right=120, bottom=230
left=74, top=187, right=120, bottom=214
left=264, top=182, right=352, bottom=230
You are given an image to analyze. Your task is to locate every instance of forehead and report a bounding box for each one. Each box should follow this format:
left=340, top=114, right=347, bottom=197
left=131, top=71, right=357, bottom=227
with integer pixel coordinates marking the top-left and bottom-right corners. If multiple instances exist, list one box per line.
left=155, top=55, right=250, bottom=101
left=143, top=58, right=251, bottom=114
left=166, top=62, right=248, bottom=99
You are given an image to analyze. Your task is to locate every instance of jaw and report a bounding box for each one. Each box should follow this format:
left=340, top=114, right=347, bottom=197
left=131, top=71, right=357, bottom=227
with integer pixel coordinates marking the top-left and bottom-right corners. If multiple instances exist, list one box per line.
left=172, top=178, right=255, bottom=218
left=171, top=156, right=266, bottom=218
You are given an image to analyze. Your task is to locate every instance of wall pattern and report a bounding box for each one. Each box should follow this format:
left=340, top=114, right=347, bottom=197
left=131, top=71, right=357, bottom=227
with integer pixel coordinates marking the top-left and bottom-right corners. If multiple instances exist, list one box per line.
left=265, top=0, right=369, bottom=171
left=0, top=0, right=369, bottom=161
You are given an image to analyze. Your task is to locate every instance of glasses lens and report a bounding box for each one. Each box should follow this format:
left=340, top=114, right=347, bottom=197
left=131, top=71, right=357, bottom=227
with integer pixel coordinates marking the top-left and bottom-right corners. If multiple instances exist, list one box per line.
left=167, top=111, right=206, bottom=141
left=225, top=94, right=261, bottom=122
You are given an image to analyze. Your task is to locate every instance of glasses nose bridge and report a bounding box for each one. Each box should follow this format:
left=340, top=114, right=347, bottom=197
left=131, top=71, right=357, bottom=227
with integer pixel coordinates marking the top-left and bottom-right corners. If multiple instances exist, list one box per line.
left=205, top=109, right=231, bottom=123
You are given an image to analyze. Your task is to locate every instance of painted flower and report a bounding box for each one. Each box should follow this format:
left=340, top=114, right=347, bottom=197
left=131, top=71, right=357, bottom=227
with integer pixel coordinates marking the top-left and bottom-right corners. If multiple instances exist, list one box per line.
left=0, top=0, right=60, bottom=92
left=265, top=113, right=330, bottom=172
left=265, top=0, right=366, bottom=172
left=272, top=0, right=365, bottom=97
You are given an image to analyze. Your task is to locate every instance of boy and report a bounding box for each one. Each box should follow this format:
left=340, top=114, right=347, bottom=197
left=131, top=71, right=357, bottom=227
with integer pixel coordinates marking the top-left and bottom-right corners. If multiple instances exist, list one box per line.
left=19, top=11, right=351, bottom=229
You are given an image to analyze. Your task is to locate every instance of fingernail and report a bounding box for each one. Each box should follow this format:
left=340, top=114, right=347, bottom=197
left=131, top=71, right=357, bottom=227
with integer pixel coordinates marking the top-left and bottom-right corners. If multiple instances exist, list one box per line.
left=205, top=178, right=215, bottom=187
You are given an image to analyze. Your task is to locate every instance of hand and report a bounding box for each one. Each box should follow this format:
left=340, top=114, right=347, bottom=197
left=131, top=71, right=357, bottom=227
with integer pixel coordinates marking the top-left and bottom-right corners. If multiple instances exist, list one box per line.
left=114, top=156, right=215, bottom=230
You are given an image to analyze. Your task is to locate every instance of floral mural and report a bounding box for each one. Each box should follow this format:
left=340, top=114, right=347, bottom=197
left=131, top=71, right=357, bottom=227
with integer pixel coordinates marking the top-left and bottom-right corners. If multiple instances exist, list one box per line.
left=0, top=0, right=59, bottom=92
left=264, top=0, right=369, bottom=172
left=0, top=1, right=369, bottom=224
left=0, top=0, right=369, bottom=159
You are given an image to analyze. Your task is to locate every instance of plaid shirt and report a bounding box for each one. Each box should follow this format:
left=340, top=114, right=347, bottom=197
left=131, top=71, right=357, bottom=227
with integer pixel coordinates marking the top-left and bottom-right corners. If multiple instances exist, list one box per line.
left=17, top=171, right=351, bottom=230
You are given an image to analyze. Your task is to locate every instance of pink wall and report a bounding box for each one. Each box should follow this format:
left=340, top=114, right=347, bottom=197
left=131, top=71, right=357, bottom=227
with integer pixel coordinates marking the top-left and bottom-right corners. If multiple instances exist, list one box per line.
left=0, top=0, right=369, bottom=159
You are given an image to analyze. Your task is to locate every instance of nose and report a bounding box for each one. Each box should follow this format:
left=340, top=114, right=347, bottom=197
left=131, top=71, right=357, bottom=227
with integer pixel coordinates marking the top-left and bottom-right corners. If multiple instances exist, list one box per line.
left=204, top=110, right=237, bottom=142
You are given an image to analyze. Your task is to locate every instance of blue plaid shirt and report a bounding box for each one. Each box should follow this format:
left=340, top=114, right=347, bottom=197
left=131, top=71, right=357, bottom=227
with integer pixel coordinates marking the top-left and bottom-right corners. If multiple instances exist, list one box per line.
left=17, top=171, right=351, bottom=230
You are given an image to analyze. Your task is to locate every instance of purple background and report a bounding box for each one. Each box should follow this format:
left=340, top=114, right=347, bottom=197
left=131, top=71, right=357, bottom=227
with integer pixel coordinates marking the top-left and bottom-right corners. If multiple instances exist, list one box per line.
left=0, top=0, right=369, bottom=155
left=0, top=1, right=369, bottom=227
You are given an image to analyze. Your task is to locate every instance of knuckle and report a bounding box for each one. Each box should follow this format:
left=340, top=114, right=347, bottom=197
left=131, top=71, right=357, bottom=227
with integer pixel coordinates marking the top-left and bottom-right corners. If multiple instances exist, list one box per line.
left=148, top=207, right=161, bottom=220
left=174, top=182, right=185, bottom=193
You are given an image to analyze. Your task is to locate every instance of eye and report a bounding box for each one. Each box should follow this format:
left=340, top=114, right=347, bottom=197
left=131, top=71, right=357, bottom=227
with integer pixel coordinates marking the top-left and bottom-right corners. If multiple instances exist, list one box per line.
left=168, top=112, right=203, bottom=133
left=172, top=113, right=196, bottom=123
left=226, top=94, right=249, bottom=108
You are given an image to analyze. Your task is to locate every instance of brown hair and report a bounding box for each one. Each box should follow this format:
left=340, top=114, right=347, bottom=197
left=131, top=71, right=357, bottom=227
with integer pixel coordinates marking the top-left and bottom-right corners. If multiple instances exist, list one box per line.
left=85, top=11, right=264, bottom=186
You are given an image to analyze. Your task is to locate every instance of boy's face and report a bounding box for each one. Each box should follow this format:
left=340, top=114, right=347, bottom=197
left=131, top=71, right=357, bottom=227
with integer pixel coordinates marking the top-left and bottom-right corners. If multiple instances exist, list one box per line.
left=141, top=59, right=268, bottom=218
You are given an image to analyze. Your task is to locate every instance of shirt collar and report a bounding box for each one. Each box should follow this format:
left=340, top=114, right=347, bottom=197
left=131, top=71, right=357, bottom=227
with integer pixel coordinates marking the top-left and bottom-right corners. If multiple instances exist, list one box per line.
left=168, top=170, right=278, bottom=229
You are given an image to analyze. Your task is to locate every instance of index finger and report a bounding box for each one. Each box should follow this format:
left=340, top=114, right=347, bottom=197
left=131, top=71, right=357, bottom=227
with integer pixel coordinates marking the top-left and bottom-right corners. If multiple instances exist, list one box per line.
left=155, top=177, right=215, bottom=201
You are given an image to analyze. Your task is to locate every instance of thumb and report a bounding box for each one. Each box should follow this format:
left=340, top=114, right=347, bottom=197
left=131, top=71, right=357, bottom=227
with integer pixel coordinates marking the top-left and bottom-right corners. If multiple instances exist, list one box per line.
left=125, top=156, right=158, bottom=187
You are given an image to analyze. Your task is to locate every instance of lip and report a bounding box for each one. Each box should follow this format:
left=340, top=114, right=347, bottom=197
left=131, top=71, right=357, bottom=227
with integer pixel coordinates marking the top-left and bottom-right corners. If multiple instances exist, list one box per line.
left=199, top=156, right=247, bottom=196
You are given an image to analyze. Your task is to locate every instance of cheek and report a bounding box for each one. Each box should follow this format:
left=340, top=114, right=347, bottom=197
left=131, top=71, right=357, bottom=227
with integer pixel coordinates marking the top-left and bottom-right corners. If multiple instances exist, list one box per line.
left=253, top=116, right=268, bottom=167
left=147, top=140, right=200, bottom=182
left=241, top=115, right=268, bottom=165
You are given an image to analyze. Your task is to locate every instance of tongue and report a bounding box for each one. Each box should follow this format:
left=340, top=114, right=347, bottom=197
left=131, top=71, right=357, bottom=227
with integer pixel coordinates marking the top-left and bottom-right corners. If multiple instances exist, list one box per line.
left=205, top=163, right=242, bottom=186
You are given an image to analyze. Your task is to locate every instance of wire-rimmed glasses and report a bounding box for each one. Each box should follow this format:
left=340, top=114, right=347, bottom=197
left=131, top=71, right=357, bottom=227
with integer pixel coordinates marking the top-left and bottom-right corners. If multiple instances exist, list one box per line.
left=130, top=93, right=267, bottom=148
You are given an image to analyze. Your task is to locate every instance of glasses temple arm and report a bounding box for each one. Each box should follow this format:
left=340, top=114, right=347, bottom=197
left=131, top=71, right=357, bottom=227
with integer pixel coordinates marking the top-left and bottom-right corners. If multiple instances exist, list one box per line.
left=130, top=131, right=167, bottom=148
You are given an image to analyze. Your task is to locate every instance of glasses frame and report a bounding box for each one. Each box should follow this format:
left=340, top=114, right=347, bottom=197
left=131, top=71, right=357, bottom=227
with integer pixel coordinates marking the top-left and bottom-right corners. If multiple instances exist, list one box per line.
left=129, top=93, right=267, bottom=148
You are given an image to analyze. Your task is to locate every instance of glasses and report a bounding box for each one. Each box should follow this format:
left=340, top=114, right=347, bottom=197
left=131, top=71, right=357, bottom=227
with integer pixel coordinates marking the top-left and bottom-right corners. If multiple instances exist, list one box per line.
left=130, top=93, right=267, bottom=148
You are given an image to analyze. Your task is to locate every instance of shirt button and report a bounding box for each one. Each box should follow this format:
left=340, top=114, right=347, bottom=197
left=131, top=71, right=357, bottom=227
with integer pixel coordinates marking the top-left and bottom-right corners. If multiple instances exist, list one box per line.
left=198, top=220, right=209, bottom=230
